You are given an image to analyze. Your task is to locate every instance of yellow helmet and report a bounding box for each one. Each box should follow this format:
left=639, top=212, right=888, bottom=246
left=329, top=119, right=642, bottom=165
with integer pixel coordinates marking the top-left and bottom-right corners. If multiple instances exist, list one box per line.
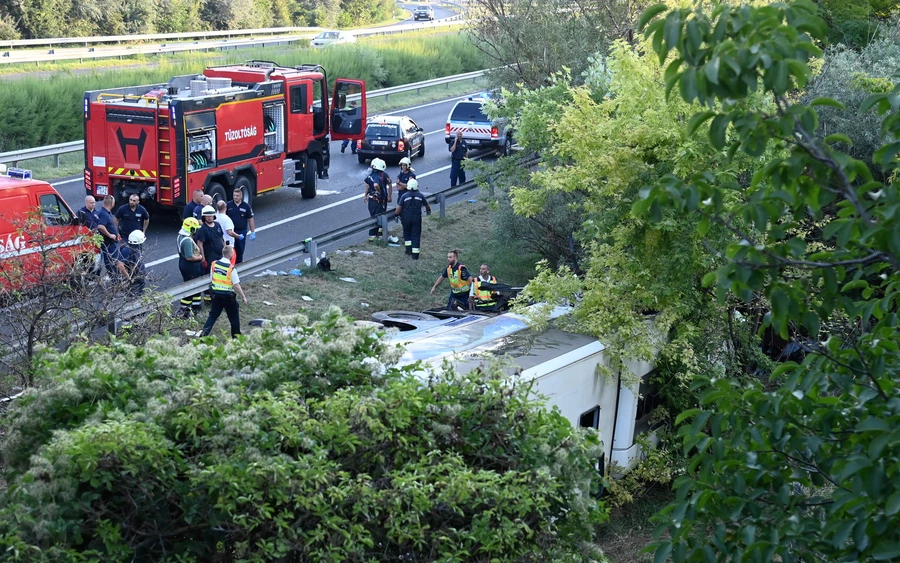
left=182, top=217, right=200, bottom=234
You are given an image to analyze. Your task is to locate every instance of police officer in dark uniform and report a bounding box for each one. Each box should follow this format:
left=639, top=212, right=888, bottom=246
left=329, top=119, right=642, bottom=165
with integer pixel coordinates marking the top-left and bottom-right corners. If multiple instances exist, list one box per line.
left=395, top=178, right=431, bottom=259
left=449, top=131, right=468, bottom=187
left=363, top=158, right=392, bottom=240
left=183, top=189, right=204, bottom=220
left=226, top=187, right=256, bottom=264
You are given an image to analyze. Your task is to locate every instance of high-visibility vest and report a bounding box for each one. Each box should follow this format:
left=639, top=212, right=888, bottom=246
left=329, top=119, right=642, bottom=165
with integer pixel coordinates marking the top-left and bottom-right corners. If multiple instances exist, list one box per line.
left=210, top=259, right=234, bottom=293
left=447, top=263, right=470, bottom=293
left=473, top=275, right=497, bottom=304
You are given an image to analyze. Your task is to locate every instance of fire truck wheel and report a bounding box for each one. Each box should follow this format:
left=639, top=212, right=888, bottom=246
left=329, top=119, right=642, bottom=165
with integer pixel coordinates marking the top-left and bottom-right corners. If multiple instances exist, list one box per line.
left=302, top=159, right=317, bottom=199
left=234, top=175, right=253, bottom=206
left=207, top=182, right=227, bottom=205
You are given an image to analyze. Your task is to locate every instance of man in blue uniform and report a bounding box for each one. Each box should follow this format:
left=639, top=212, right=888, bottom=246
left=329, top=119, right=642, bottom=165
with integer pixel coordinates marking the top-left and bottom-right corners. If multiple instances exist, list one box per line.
left=430, top=250, right=472, bottom=310
left=114, top=194, right=149, bottom=242
left=363, top=158, right=392, bottom=241
left=395, top=178, right=431, bottom=259
left=114, top=230, right=146, bottom=294
left=226, top=187, right=256, bottom=264
left=96, top=195, right=119, bottom=272
left=448, top=131, right=468, bottom=187
left=183, top=189, right=204, bottom=220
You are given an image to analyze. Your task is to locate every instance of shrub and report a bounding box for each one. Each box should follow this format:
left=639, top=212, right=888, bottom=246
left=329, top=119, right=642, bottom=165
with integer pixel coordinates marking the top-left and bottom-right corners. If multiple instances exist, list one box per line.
left=0, top=308, right=606, bottom=562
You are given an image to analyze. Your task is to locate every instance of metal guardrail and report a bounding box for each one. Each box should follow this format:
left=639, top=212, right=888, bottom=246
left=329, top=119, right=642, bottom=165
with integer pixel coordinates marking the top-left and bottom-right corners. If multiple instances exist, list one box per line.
left=0, top=27, right=317, bottom=49
left=0, top=68, right=486, bottom=167
left=1, top=17, right=465, bottom=65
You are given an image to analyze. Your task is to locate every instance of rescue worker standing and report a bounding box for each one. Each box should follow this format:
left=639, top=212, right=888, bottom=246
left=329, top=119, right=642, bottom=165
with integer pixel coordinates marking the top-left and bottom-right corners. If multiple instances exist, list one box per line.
left=183, top=190, right=204, bottom=220
left=176, top=217, right=203, bottom=316
left=114, top=230, right=147, bottom=294
left=469, top=263, right=500, bottom=312
left=430, top=250, right=471, bottom=310
left=396, top=157, right=416, bottom=200
left=114, top=194, right=150, bottom=242
left=196, top=205, right=225, bottom=303
left=226, top=187, right=255, bottom=264
left=363, top=158, right=392, bottom=241
left=395, top=178, right=431, bottom=259
left=449, top=131, right=468, bottom=187
left=199, top=245, right=247, bottom=339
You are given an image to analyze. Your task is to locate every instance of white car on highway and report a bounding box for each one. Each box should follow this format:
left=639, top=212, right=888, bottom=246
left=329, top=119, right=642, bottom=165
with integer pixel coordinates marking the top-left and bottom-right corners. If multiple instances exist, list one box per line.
left=310, top=30, right=356, bottom=47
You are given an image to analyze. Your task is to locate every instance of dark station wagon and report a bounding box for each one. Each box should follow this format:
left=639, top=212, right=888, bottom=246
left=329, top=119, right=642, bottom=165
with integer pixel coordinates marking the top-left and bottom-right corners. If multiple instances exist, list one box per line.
left=356, top=115, right=425, bottom=165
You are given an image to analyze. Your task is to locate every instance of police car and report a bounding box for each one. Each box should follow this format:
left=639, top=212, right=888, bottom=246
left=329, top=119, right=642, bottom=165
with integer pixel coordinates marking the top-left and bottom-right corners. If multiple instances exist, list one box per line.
left=444, top=93, right=514, bottom=157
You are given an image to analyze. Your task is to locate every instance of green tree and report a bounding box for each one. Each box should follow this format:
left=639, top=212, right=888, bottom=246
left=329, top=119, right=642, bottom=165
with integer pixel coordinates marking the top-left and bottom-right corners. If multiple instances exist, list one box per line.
left=633, top=0, right=900, bottom=560
left=0, top=309, right=607, bottom=561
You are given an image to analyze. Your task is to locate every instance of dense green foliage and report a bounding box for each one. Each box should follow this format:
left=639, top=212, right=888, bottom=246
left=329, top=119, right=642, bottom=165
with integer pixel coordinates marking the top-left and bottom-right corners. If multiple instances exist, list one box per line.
left=0, top=309, right=607, bottom=561
left=0, top=0, right=396, bottom=39
left=0, top=35, right=485, bottom=151
left=631, top=0, right=900, bottom=560
left=814, top=0, right=897, bottom=47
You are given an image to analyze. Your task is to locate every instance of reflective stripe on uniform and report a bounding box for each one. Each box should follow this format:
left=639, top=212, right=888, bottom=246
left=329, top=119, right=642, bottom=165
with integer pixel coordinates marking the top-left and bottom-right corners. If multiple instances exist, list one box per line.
left=473, top=276, right=497, bottom=303
left=210, top=259, right=234, bottom=293
left=447, top=264, right=470, bottom=292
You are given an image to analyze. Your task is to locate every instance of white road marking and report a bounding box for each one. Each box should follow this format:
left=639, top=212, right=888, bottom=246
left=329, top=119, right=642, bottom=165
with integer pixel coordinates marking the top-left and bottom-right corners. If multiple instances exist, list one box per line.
left=144, top=156, right=483, bottom=268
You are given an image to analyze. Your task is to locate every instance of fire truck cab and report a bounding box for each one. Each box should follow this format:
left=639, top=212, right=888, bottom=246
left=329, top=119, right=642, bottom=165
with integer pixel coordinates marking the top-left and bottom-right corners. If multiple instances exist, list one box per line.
left=83, top=61, right=366, bottom=211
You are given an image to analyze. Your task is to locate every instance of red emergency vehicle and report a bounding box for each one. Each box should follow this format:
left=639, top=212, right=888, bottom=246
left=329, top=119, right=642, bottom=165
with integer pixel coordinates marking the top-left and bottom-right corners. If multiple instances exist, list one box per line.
left=83, top=61, right=366, bottom=210
left=0, top=167, right=98, bottom=292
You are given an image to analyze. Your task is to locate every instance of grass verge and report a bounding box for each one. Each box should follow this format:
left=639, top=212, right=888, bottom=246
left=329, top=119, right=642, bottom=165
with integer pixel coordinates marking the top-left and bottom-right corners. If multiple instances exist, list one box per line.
left=201, top=198, right=540, bottom=335
left=596, top=487, right=674, bottom=563
left=13, top=79, right=490, bottom=180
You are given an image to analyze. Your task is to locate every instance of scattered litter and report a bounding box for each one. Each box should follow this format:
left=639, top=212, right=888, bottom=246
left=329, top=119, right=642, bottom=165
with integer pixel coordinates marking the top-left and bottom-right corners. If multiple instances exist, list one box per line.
left=263, top=300, right=275, bottom=306
left=301, top=295, right=313, bottom=301
left=388, top=235, right=399, bottom=243
left=336, top=250, right=353, bottom=255
left=360, top=302, right=370, bottom=308
left=288, top=257, right=298, bottom=261
left=304, top=258, right=311, bottom=267
left=339, top=277, right=358, bottom=283
left=358, top=250, right=374, bottom=256
left=467, top=199, right=477, bottom=203
left=278, top=271, right=288, bottom=276
left=262, top=284, right=270, bottom=288
left=184, top=330, right=201, bottom=337
left=254, top=269, right=279, bottom=277
left=249, top=319, right=272, bottom=327
left=388, top=243, right=401, bottom=247
left=289, top=269, right=303, bottom=277
left=317, top=257, right=332, bottom=271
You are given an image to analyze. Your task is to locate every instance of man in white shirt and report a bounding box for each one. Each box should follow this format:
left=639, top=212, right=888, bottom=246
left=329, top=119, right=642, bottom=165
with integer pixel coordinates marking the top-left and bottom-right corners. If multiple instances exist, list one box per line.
left=215, top=200, right=239, bottom=250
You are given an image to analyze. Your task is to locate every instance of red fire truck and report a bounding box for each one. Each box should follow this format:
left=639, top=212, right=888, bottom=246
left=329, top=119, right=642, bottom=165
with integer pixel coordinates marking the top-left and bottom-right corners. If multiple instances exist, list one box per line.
left=83, top=61, right=366, bottom=210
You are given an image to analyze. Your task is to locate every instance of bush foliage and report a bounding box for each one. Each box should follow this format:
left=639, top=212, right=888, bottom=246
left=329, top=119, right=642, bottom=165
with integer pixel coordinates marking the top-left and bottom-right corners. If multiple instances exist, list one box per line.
left=0, top=308, right=607, bottom=562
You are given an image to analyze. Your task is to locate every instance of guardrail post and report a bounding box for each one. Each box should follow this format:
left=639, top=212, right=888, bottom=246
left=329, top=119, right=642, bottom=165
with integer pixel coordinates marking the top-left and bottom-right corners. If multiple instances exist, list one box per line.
left=306, top=238, right=317, bottom=264
left=487, top=175, right=495, bottom=196
left=380, top=214, right=391, bottom=242
left=438, top=193, right=446, bottom=218
left=54, top=154, right=60, bottom=168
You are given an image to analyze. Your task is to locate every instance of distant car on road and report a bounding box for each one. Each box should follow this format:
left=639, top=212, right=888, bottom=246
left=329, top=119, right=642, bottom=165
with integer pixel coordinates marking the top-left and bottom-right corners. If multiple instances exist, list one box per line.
left=356, top=115, right=426, bottom=165
left=309, top=30, right=356, bottom=47
left=413, top=5, right=434, bottom=20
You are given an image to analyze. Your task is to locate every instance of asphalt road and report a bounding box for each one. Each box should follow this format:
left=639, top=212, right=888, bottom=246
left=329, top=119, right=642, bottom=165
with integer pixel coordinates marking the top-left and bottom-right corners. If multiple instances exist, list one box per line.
left=52, top=93, right=494, bottom=290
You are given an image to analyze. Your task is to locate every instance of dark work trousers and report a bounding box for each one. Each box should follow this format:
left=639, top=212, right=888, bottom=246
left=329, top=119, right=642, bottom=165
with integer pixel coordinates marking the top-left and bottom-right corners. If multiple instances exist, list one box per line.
left=200, top=292, right=241, bottom=338
left=201, top=260, right=212, bottom=302
left=447, top=291, right=469, bottom=311
left=402, top=216, right=423, bottom=259
left=450, top=159, right=466, bottom=187
left=233, top=230, right=247, bottom=264
left=368, top=199, right=385, bottom=238
left=178, top=258, right=203, bottom=310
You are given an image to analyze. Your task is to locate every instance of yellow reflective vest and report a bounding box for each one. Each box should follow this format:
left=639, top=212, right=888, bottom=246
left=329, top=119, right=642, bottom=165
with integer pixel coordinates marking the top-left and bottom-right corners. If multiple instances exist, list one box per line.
left=472, top=275, right=497, bottom=305
left=447, top=263, right=471, bottom=294
left=210, top=259, right=234, bottom=293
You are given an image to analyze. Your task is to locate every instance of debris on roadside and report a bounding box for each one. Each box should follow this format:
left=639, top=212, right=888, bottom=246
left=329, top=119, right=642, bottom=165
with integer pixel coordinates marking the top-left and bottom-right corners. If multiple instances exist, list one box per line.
left=339, top=277, right=358, bottom=283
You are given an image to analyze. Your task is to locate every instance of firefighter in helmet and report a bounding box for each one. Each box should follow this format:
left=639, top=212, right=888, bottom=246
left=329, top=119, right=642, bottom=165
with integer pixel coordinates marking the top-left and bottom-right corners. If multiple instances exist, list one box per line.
left=396, top=156, right=416, bottom=200
left=114, top=229, right=147, bottom=293
left=196, top=205, right=225, bottom=303
left=395, top=178, right=431, bottom=259
left=177, top=217, right=204, bottom=316
left=363, top=158, right=392, bottom=241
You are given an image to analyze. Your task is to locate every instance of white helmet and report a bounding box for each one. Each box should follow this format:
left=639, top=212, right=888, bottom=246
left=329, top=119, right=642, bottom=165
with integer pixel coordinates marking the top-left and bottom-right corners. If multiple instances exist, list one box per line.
left=201, top=205, right=216, bottom=217
left=128, top=230, right=146, bottom=245
left=407, top=178, right=419, bottom=191
left=371, top=158, right=386, bottom=172
left=399, top=157, right=411, bottom=167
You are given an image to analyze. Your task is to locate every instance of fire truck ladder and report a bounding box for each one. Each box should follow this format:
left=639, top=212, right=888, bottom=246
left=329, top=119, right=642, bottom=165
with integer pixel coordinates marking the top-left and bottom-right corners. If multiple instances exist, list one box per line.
left=157, top=110, right=172, bottom=205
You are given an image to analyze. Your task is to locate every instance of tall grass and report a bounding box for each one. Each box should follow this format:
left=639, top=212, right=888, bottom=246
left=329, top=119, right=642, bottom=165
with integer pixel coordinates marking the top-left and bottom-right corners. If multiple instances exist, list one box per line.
left=0, top=33, right=484, bottom=152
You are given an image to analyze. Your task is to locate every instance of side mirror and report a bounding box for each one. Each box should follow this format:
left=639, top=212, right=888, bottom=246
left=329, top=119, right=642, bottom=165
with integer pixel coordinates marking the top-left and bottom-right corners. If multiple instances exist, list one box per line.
left=337, top=93, right=347, bottom=109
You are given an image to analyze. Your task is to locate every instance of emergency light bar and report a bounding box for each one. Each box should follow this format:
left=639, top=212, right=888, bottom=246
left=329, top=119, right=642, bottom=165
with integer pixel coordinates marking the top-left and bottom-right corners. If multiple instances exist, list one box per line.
left=5, top=167, right=32, bottom=179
